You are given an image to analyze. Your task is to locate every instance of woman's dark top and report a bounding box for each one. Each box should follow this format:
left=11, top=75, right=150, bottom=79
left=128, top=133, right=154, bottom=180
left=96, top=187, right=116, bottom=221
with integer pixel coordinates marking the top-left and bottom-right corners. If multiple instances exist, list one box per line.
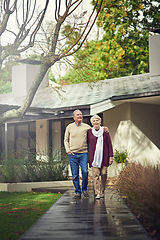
left=87, top=129, right=113, bottom=168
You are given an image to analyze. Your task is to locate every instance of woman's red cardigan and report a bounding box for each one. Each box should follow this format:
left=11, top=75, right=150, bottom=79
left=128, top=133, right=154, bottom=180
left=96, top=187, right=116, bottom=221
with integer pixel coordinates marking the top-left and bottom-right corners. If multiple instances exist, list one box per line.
left=87, top=129, right=113, bottom=168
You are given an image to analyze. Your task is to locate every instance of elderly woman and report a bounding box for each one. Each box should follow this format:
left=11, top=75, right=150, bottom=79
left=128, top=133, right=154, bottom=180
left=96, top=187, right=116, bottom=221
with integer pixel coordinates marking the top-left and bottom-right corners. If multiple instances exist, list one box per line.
left=87, top=115, right=113, bottom=199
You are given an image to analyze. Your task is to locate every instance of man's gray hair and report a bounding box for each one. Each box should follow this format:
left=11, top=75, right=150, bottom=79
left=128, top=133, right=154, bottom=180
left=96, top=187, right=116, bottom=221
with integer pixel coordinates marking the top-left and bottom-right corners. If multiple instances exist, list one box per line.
left=73, top=109, right=82, bottom=117
left=90, top=114, right=101, bottom=123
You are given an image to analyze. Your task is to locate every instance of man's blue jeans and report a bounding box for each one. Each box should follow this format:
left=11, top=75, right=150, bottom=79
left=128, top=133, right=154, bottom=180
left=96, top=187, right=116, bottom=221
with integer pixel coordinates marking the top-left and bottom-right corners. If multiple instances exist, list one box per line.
left=68, top=152, right=88, bottom=195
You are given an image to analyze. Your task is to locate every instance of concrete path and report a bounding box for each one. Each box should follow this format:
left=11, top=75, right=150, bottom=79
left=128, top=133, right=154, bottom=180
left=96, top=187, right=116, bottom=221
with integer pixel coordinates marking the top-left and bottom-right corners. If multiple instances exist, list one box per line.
left=20, top=188, right=151, bottom=240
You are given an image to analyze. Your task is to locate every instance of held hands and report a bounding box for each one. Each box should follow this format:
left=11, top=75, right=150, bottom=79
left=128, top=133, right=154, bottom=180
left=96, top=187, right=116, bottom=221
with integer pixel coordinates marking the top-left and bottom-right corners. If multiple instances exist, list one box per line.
left=109, top=157, right=113, bottom=165
left=104, top=126, right=109, bottom=133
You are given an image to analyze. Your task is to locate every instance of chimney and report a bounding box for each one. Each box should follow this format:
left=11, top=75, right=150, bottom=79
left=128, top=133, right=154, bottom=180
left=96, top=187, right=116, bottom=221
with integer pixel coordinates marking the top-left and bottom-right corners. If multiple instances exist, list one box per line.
left=149, top=31, right=160, bottom=80
left=12, top=59, right=49, bottom=98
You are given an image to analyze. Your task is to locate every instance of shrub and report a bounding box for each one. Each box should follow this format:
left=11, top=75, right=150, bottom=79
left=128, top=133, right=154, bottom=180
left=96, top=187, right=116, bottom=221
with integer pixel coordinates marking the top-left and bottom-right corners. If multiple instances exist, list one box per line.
left=0, top=148, right=69, bottom=183
left=116, top=162, right=160, bottom=235
left=113, top=149, right=130, bottom=165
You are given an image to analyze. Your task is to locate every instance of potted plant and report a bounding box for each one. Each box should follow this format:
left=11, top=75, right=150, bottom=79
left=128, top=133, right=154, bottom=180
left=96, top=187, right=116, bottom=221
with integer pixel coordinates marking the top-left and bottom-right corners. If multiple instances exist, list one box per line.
left=108, top=149, right=130, bottom=177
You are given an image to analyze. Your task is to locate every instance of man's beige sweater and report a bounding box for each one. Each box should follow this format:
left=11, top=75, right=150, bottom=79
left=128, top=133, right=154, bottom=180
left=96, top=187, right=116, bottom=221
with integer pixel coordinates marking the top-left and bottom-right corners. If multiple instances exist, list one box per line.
left=64, top=122, right=91, bottom=153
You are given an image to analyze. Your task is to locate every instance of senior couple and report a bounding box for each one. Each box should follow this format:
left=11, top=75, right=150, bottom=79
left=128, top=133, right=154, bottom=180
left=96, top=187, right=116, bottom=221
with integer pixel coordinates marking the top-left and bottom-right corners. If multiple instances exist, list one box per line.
left=64, top=109, right=113, bottom=200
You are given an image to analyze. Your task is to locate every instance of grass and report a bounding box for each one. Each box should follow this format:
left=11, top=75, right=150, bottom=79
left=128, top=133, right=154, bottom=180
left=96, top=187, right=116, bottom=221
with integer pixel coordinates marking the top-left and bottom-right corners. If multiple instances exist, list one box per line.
left=116, top=162, right=160, bottom=239
left=0, top=191, right=62, bottom=240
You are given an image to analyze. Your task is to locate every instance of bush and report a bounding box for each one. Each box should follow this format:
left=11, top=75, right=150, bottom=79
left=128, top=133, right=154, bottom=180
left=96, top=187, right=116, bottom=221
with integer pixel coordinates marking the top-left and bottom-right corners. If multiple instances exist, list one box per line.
left=116, top=162, right=160, bottom=236
left=0, top=149, right=69, bottom=183
left=113, top=149, right=129, bottom=165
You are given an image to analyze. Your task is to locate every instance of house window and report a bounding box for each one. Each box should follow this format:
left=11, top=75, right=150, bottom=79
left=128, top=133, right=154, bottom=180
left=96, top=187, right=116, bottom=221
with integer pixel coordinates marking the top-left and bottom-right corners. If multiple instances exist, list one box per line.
left=15, top=122, right=36, bottom=153
left=8, top=125, right=15, bottom=151
left=0, top=121, right=36, bottom=156
left=29, top=121, right=36, bottom=151
left=0, top=126, right=4, bottom=154
left=16, top=124, right=29, bottom=152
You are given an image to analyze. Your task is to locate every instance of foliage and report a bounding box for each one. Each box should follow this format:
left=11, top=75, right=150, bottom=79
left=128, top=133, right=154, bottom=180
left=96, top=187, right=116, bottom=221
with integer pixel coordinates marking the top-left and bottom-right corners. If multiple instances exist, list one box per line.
left=116, top=162, right=160, bottom=238
left=0, top=149, right=69, bottom=183
left=49, top=70, right=57, bottom=83
left=0, top=191, right=61, bottom=240
left=94, top=0, right=160, bottom=75
left=113, top=149, right=129, bottom=165
left=58, top=39, right=126, bottom=84
left=0, top=57, right=19, bottom=93
left=58, top=0, right=160, bottom=84
left=61, top=24, right=81, bottom=51
left=0, top=80, right=12, bottom=94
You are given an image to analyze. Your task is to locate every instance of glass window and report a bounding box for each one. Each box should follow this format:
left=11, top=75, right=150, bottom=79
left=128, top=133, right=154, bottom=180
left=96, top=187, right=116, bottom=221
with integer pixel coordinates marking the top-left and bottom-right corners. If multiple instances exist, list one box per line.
left=0, top=126, right=3, bottom=154
left=16, top=124, right=28, bottom=151
left=29, top=121, right=36, bottom=151
left=1, top=125, right=5, bottom=153
left=8, top=125, right=15, bottom=151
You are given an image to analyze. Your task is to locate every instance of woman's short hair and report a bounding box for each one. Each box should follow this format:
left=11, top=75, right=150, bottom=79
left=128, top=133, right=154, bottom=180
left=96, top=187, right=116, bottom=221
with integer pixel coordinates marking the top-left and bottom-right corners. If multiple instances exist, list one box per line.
left=90, top=114, right=101, bottom=123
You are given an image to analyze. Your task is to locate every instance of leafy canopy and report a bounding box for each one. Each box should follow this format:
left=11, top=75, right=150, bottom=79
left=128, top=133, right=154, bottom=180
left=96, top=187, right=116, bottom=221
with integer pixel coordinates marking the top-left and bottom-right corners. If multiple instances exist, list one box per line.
left=58, top=0, right=160, bottom=84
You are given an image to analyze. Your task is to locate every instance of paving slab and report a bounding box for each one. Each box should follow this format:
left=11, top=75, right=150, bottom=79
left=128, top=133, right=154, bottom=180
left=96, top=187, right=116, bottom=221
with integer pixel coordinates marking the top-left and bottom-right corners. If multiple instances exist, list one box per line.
left=20, top=188, right=151, bottom=240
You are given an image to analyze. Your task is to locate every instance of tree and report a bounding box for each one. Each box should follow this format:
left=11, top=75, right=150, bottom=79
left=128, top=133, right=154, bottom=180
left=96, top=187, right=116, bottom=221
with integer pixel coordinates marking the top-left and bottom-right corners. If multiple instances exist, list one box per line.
left=58, top=38, right=125, bottom=84
left=93, top=0, right=160, bottom=75
left=0, top=0, right=103, bottom=124
left=59, top=0, right=160, bottom=83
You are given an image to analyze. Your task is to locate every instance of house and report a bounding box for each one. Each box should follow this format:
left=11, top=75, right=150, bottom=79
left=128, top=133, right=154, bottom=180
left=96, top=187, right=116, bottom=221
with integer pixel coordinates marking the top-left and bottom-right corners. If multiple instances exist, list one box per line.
left=0, top=34, right=160, bottom=169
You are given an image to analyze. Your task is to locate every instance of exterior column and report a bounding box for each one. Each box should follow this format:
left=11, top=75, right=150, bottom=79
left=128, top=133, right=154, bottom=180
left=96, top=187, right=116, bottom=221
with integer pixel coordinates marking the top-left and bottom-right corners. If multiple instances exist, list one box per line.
left=36, top=119, right=49, bottom=161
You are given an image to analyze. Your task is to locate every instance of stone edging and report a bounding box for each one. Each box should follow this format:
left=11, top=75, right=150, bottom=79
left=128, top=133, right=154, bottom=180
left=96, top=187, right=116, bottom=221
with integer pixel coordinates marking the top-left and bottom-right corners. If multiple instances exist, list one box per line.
left=0, top=180, right=73, bottom=192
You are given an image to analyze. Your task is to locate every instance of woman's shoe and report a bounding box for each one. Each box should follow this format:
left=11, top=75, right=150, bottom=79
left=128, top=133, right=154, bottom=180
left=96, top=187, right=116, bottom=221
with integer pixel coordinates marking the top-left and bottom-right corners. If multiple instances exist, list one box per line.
left=95, top=194, right=100, bottom=199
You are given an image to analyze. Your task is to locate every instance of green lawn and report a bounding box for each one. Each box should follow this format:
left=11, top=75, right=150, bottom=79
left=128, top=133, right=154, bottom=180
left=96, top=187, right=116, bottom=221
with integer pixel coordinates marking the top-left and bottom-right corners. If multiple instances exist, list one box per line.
left=0, top=191, right=62, bottom=240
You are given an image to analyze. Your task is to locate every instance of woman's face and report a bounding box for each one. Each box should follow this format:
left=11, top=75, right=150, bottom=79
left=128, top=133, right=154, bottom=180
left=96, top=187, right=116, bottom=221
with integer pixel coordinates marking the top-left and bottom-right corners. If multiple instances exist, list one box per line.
left=92, top=118, right=101, bottom=130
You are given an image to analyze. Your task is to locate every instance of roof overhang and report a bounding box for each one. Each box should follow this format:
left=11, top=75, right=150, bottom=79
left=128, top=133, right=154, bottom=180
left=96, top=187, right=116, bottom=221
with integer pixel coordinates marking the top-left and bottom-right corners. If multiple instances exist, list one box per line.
left=90, top=99, right=120, bottom=115
left=111, top=91, right=160, bottom=105
left=0, top=104, right=90, bottom=124
left=90, top=91, right=160, bottom=115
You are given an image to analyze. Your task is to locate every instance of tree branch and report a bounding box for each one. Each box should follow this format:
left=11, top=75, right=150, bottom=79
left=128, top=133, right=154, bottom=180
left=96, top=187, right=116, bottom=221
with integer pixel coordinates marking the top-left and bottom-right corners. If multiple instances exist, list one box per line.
left=59, top=0, right=103, bottom=59
left=0, top=0, right=18, bottom=35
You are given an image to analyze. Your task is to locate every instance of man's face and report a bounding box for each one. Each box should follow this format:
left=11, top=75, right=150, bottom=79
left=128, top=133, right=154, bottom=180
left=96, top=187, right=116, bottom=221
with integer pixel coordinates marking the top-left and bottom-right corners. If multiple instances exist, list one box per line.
left=74, top=110, right=83, bottom=123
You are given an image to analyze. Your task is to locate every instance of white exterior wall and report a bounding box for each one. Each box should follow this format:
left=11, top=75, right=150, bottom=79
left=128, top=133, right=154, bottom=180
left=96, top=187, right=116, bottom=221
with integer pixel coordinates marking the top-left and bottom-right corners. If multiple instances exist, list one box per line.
left=130, top=103, right=160, bottom=165
left=103, top=102, right=131, bottom=148
left=103, top=102, right=160, bottom=167
left=149, top=35, right=160, bottom=77
left=12, top=64, right=49, bottom=97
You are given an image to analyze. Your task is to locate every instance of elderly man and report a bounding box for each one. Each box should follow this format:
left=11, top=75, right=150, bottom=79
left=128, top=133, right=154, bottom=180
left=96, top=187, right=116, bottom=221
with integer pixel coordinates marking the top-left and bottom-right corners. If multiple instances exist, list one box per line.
left=64, top=109, right=90, bottom=199
left=64, top=109, right=108, bottom=199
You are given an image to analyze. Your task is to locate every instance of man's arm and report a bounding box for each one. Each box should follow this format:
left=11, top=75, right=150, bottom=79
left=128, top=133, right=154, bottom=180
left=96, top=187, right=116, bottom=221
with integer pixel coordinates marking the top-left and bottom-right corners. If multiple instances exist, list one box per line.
left=106, top=132, right=113, bottom=165
left=64, top=126, right=75, bottom=155
left=64, top=126, right=70, bottom=153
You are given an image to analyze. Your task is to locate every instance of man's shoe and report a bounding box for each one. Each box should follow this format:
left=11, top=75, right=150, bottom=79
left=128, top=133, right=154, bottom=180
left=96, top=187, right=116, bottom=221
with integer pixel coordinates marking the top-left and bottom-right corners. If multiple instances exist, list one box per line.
left=73, top=194, right=81, bottom=199
left=82, top=191, right=89, bottom=198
